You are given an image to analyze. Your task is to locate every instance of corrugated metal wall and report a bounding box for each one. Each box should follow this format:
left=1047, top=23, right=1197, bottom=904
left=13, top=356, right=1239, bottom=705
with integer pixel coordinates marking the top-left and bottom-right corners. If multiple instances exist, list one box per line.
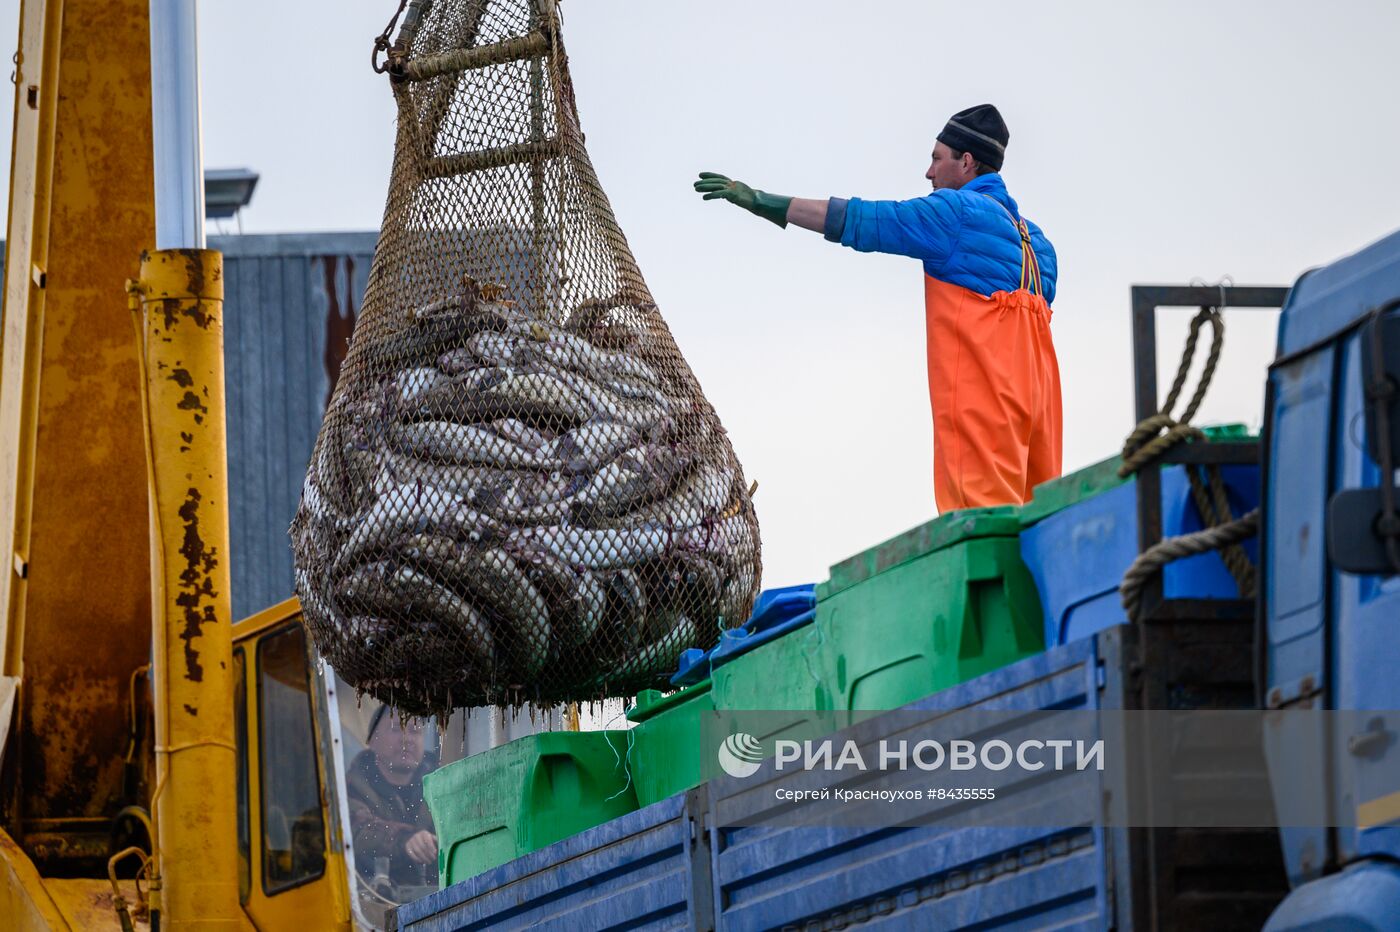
left=212, top=232, right=377, bottom=619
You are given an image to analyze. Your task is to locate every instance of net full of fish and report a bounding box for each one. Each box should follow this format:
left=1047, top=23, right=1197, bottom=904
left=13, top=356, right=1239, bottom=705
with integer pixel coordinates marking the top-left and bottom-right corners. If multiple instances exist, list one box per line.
left=294, top=280, right=760, bottom=715
left=291, top=0, right=761, bottom=716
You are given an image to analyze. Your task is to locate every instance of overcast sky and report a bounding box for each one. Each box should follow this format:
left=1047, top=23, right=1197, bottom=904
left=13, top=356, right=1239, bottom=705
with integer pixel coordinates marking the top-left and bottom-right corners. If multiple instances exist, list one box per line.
left=6, top=0, right=1400, bottom=591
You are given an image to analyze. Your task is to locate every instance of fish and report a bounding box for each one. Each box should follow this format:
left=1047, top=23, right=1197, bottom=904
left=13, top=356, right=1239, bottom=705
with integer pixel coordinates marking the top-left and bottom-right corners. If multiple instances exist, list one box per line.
left=395, top=534, right=551, bottom=662
left=401, top=366, right=514, bottom=420
left=467, top=331, right=523, bottom=367
left=574, top=444, right=693, bottom=522
left=605, top=568, right=647, bottom=651
left=337, top=560, right=496, bottom=669
left=717, top=561, right=758, bottom=629
left=524, top=333, right=664, bottom=389
left=611, top=461, right=735, bottom=529
left=491, top=418, right=551, bottom=451
left=373, top=455, right=503, bottom=498
left=456, top=547, right=551, bottom=678
left=512, top=522, right=676, bottom=570
left=334, top=482, right=494, bottom=570
left=586, top=614, right=698, bottom=689
left=516, top=543, right=608, bottom=651
left=475, top=370, right=594, bottom=425
left=665, top=551, right=724, bottom=613
left=407, top=293, right=470, bottom=320
left=391, top=421, right=546, bottom=469
left=437, top=347, right=476, bottom=375
left=356, top=308, right=512, bottom=372
left=542, top=365, right=669, bottom=432
left=393, top=366, right=447, bottom=407
left=537, top=421, right=639, bottom=474
left=298, top=468, right=352, bottom=533
left=678, top=512, right=756, bottom=561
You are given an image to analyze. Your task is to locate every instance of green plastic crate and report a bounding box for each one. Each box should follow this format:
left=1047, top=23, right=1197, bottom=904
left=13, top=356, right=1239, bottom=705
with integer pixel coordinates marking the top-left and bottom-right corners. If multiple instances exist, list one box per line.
left=626, top=680, right=714, bottom=807
left=710, top=621, right=833, bottom=713
left=423, top=729, right=636, bottom=887
left=709, top=621, right=836, bottom=754
left=817, top=506, right=1044, bottom=711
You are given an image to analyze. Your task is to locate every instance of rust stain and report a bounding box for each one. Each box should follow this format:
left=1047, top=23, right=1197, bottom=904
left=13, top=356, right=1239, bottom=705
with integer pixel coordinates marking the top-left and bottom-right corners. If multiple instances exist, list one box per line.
left=159, top=296, right=212, bottom=331
left=177, top=390, right=208, bottom=418
left=181, top=248, right=206, bottom=298
left=322, top=254, right=358, bottom=408
left=175, top=487, right=219, bottom=682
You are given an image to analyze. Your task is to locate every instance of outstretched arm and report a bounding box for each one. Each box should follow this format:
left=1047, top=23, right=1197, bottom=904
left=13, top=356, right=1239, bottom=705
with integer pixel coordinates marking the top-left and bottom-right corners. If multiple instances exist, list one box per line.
left=695, top=172, right=959, bottom=265
left=693, top=173, right=828, bottom=233
left=785, top=198, right=830, bottom=233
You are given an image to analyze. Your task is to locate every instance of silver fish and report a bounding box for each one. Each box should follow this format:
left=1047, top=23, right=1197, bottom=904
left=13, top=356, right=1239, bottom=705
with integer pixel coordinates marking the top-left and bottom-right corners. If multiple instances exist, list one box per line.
left=459, top=547, right=551, bottom=678
left=437, top=347, right=476, bottom=375
left=338, top=560, right=495, bottom=666
left=395, top=535, right=548, bottom=643
left=359, top=308, right=511, bottom=371
left=537, top=421, right=639, bottom=474
left=335, top=483, right=493, bottom=570
left=613, top=462, right=735, bottom=529
left=467, top=331, right=523, bottom=367
left=392, top=421, right=544, bottom=469
left=543, top=365, right=669, bottom=431
left=508, top=319, right=662, bottom=386
left=491, top=418, right=550, bottom=451
left=477, top=371, right=594, bottom=424
left=374, top=455, right=504, bottom=498
left=679, top=512, right=756, bottom=560
left=576, top=444, right=692, bottom=521
left=394, top=366, right=447, bottom=407
left=717, top=561, right=758, bottom=629
left=667, top=551, right=724, bottom=609
left=514, top=546, right=607, bottom=651
left=515, top=522, right=676, bottom=570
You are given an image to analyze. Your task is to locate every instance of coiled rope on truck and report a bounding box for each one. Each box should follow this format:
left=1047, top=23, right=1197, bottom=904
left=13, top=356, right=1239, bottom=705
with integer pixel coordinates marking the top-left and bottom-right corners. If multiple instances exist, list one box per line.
left=1120, top=508, right=1260, bottom=624
left=1117, top=287, right=1259, bottom=621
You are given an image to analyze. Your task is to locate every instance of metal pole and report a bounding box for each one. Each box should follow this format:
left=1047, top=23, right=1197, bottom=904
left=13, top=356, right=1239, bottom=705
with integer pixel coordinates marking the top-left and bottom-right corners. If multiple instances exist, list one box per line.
left=150, top=0, right=206, bottom=249
left=130, top=250, right=242, bottom=929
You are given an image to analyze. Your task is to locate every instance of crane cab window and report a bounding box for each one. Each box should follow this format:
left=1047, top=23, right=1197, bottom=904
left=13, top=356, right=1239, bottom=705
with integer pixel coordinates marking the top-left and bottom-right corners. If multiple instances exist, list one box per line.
left=330, top=680, right=440, bottom=927
left=257, top=624, right=328, bottom=894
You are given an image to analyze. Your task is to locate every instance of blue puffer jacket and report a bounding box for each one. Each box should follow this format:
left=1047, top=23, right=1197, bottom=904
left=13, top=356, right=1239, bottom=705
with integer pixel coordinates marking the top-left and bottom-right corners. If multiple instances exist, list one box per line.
left=824, top=173, right=1057, bottom=304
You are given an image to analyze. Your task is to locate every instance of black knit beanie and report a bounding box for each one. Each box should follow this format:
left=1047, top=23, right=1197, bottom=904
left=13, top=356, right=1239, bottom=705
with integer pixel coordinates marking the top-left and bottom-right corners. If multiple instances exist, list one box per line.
left=937, top=104, right=1009, bottom=172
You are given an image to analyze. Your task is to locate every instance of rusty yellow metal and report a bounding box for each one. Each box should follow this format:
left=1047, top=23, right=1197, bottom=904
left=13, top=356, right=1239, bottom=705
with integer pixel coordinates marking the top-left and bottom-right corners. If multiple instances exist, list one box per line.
left=0, top=0, right=160, bottom=873
left=131, top=249, right=246, bottom=930
left=0, top=826, right=70, bottom=930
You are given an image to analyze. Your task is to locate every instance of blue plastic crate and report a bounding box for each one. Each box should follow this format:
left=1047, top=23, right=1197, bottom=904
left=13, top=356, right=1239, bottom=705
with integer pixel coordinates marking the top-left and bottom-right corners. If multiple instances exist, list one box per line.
left=1021, top=463, right=1259, bottom=647
left=670, top=584, right=817, bottom=687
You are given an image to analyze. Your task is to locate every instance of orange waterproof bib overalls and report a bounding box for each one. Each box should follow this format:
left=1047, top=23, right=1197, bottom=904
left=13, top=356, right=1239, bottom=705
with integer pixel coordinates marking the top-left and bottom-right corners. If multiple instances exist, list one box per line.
left=923, top=202, right=1062, bottom=511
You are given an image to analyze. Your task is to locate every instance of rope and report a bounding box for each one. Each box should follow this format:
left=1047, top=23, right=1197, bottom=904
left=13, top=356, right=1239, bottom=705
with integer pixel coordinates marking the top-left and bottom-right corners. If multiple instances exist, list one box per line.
left=1118, top=306, right=1222, bottom=478
left=1121, top=510, right=1259, bottom=623
left=1117, top=297, right=1257, bottom=600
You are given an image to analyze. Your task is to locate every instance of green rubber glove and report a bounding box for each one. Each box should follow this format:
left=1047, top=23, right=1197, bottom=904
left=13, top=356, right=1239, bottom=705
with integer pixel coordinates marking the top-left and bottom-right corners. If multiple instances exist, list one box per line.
left=694, top=172, right=792, bottom=228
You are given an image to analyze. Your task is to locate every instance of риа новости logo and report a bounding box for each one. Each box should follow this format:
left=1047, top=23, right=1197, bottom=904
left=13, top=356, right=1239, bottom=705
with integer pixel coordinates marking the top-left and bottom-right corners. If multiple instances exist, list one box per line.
left=718, top=733, right=764, bottom=778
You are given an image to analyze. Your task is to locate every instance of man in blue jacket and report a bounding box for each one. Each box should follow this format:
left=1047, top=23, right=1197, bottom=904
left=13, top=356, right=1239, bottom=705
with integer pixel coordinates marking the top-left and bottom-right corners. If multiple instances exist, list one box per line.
left=695, top=104, right=1062, bottom=511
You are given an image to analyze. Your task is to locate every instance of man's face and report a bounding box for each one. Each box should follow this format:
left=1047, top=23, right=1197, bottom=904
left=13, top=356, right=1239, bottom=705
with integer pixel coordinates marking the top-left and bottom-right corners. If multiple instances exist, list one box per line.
left=370, top=715, right=426, bottom=775
left=926, top=141, right=975, bottom=191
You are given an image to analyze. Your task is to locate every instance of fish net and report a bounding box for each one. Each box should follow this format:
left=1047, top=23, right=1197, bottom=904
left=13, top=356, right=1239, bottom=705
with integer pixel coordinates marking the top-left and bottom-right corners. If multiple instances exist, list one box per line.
left=290, top=0, right=761, bottom=716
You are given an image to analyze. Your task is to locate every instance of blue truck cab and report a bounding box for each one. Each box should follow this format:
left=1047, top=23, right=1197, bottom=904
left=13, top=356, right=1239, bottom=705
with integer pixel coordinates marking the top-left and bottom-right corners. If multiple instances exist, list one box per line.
left=1264, top=229, right=1400, bottom=929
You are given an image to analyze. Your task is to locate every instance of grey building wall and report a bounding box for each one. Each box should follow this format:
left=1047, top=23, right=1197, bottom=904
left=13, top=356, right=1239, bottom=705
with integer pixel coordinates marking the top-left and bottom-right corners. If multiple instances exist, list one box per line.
left=213, top=232, right=378, bottom=619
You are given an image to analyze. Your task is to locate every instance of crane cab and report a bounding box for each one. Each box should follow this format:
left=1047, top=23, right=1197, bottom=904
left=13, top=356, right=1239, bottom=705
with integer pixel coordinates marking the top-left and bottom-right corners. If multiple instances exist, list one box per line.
left=232, top=598, right=445, bottom=931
